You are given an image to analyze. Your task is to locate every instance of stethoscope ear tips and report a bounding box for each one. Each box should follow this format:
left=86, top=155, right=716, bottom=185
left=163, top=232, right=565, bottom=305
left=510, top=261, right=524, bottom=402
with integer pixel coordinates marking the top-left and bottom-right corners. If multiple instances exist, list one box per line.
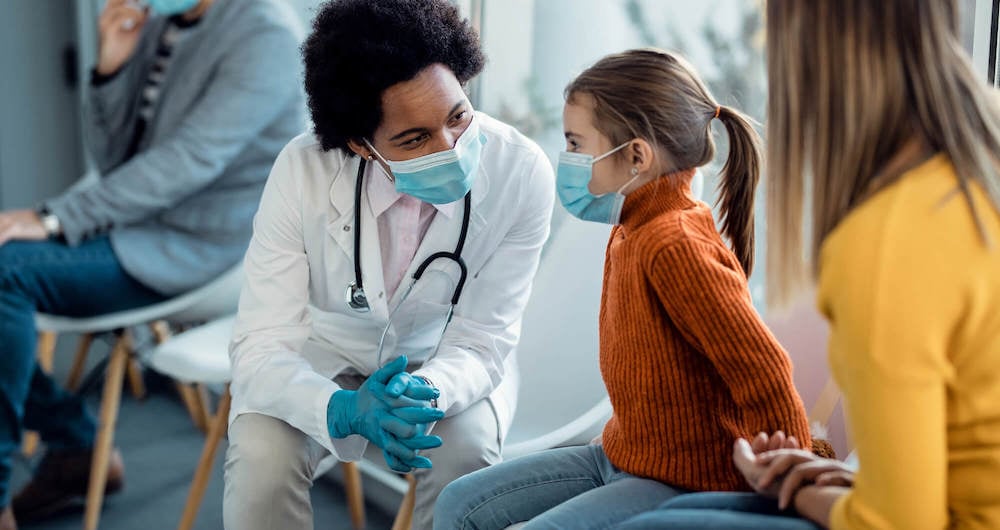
left=345, top=282, right=371, bottom=313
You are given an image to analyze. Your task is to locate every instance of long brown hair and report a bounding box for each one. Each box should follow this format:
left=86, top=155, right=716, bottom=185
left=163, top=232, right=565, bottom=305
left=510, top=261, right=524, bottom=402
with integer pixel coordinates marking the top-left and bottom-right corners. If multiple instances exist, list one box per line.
left=565, top=48, right=763, bottom=275
left=766, top=0, right=1000, bottom=307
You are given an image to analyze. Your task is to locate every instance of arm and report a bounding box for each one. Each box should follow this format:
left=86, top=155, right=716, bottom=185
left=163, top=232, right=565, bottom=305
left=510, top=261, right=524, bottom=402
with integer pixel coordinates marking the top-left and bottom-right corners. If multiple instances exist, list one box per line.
left=815, top=219, right=954, bottom=530
left=228, top=145, right=354, bottom=458
left=795, top=485, right=849, bottom=529
left=650, top=240, right=810, bottom=440
left=414, top=152, right=555, bottom=415
left=48, top=24, right=302, bottom=245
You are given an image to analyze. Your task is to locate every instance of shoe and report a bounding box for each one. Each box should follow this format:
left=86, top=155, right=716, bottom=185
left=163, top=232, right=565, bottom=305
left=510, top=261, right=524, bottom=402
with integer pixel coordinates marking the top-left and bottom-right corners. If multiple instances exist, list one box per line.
left=11, top=447, right=124, bottom=523
left=0, top=506, right=16, bottom=530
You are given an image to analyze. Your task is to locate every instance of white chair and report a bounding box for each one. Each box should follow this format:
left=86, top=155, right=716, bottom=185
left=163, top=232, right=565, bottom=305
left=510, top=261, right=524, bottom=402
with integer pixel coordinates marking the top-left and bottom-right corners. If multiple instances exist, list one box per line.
left=30, top=264, right=243, bottom=530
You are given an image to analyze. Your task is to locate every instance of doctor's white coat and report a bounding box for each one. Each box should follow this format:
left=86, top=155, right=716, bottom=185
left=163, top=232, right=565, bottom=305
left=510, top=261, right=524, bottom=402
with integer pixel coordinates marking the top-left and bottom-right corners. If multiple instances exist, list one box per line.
left=229, top=113, right=555, bottom=460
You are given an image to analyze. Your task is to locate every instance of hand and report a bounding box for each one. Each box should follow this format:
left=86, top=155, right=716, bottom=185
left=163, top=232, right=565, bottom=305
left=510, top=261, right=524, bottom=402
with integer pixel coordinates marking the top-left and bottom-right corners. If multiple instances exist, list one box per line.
left=0, top=210, right=48, bottom=247
left=749, top=430, right=800, bottom=454
left=757, top=453, right=855, bottom=510
left=97, top=0, right=148, bottom=76
left=327, top=356, right=445, bottom=473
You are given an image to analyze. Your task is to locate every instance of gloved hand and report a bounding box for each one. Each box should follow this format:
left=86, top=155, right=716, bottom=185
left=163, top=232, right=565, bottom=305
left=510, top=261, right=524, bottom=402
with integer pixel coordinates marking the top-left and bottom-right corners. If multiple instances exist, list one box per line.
left=327, top=355, right=445, bottom=472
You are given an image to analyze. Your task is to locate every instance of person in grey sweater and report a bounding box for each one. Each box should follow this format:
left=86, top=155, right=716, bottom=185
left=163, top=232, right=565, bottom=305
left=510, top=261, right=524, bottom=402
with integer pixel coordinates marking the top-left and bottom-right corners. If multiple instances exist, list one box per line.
left=0, top=0, right=304, bottom=526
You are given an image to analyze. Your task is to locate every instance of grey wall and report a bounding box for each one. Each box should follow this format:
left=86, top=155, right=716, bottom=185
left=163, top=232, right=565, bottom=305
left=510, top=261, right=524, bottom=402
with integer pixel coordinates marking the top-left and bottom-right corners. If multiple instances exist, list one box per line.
left=0, top=2, right=84, bottom=210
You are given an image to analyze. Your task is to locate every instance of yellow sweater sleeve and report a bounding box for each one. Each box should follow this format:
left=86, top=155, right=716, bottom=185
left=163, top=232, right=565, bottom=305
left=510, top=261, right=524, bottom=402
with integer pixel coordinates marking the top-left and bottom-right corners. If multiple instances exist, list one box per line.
left=818, top=163, right=966, bottom=529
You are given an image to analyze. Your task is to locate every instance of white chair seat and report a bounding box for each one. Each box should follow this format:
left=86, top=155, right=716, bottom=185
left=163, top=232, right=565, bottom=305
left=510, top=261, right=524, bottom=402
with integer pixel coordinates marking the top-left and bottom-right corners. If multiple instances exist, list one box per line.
left=148, top=315, right=235, bottom=385
left=35, top=265, right=243, bottom=333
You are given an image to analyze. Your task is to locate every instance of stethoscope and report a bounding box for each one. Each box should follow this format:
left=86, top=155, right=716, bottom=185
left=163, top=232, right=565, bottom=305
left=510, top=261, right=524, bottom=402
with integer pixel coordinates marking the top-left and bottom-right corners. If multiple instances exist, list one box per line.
left=344, top=158, right=471, bottom=365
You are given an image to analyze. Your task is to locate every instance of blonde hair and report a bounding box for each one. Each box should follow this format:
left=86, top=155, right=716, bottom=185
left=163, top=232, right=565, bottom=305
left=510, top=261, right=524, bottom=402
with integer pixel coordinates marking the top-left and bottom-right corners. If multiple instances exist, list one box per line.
left=766, top=0, right=1000, bottom=307
left=566, top=48, right=762, bottom=274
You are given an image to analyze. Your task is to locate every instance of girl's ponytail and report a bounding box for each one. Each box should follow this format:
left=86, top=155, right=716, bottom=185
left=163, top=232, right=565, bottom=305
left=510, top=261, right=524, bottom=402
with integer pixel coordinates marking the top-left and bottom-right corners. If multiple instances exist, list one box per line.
left=715, top=105, right=762, bottom=276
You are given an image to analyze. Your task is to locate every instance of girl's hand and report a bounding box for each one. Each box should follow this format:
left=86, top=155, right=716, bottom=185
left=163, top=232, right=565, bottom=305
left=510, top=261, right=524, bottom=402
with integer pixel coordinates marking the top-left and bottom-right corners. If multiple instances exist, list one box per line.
left=750, top=430, right=800, bottom=454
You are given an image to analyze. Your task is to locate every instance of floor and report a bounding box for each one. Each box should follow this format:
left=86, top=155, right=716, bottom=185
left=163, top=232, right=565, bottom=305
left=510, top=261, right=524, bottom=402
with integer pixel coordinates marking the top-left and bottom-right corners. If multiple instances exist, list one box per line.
left=10, top=332, right=394, bottom=530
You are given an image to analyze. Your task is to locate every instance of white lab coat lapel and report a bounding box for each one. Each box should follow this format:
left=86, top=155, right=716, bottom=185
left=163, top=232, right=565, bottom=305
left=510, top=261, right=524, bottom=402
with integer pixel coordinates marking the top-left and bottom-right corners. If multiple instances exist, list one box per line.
left=325, top=157, right=390, bottom=320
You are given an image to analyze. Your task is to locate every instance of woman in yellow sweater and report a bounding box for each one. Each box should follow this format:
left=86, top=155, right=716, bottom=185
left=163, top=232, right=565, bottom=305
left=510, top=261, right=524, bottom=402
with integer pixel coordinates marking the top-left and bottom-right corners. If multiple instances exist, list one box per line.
left=617, top=1, right=1000, bottom=529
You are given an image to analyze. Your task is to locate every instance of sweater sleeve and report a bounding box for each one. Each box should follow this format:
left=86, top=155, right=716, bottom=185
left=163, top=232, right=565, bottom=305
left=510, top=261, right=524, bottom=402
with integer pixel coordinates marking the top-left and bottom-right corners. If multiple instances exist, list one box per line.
left=650, top=238, right=810, bottom=441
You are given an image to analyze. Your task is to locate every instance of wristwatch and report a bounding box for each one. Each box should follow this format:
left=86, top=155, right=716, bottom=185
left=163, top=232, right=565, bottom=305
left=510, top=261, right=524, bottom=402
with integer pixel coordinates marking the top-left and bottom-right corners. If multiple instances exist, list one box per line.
left=36, top=206, right=62, bottom=238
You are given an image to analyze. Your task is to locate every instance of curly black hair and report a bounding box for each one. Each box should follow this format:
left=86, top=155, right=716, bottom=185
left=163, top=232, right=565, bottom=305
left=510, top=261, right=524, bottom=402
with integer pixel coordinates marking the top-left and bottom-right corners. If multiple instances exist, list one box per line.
left=302, top=0, right=486, bottom=152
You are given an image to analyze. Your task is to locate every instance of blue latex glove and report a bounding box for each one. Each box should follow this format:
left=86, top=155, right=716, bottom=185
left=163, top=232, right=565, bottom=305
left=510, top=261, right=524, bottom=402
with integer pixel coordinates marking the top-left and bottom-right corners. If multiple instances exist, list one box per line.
left=327, top=355, right=444, bottom=472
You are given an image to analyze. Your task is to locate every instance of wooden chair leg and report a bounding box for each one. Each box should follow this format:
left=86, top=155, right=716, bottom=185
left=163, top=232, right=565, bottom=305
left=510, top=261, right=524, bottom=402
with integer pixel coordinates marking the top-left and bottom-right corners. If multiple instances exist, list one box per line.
left=342, top=462, right=366, bottom=530
left=391, top=474, right=417, bottom=530
left=66, top=333, right=95, bottom=391
left=176, top=382, right=208, bottom=433
left=177, top=385, right=231, bottom=530
left=194, top=384, right=213, bottom=432
left=84, top=336, right=130, bottom=530
left=150, top=321, right=171, bottom=344
left=126, top=357, right=146, bottom=400
left=22, top=331, right=58, bottom=457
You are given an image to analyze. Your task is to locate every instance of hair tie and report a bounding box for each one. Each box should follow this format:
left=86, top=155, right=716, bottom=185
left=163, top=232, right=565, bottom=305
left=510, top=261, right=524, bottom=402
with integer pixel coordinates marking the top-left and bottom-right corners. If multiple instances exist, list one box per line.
left=714, top=106, right=722, bottom=120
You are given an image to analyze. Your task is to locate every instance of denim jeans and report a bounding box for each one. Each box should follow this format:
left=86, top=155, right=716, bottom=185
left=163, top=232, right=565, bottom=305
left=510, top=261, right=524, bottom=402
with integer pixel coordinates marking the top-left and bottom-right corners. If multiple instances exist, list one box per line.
left=614, top=492, right=822, bottom=530
left=433, top=444, right=686, bottom=530
left=0, top=236, right=166, bottom=506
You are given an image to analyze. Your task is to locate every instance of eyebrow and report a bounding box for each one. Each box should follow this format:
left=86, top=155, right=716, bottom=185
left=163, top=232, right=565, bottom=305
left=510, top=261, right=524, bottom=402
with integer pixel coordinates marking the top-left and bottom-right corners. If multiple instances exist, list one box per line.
left=564, top=131, right=581, bottom=140
left=388, top=101, right=467, bottom=142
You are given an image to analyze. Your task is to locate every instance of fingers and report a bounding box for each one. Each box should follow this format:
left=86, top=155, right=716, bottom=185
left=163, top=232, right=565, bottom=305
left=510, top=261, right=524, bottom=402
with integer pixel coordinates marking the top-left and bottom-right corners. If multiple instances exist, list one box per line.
left=385, top=372, right=411, bottom=398
left=756, top=454, right=803, bottom=490
left=785, top=435, right=800, bottom=449
left=391, top=406, right=444, bottom=424
left=751, top=432, right=769, bottom=454
left=815, top=470, right=854, bottom=487
left=383, top=451, right=413, bottom=473
left=100, top=5, right=146, bottom=34
left=403, top=383, right=439, bottom=402
left=381, top=434, right=435, bottom=469
left=768, top=431, right=786, bottom=452
left=778, top=461, right=825, bottom=509
left=398, top=434, right=443, bottom=451
left=733, top=438, right=757, bottom=465
left=371, top=355, right=408, bottom=384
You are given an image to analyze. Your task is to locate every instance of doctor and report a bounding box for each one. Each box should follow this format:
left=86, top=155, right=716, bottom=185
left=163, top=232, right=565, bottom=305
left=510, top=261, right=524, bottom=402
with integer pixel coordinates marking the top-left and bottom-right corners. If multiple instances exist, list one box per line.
left=222, top=1, right=555, bottom=529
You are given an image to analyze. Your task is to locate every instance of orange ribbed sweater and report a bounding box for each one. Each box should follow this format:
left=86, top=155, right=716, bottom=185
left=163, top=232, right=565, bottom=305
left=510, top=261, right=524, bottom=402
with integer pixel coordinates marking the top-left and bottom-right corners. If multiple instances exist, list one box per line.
left=599, top=170, right=811, bottom=492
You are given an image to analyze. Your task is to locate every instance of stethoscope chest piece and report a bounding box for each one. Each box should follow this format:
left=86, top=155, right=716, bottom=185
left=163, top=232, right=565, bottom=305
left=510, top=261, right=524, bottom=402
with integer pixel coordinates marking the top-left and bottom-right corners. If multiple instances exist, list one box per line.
left=345, top=282, right=371, bottom=313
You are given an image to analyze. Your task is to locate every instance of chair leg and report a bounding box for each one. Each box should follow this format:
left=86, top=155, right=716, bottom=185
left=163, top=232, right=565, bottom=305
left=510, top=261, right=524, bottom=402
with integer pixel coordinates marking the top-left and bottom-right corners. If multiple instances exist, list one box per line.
left=66, top=333, right=95, bottom=392
left=149, top=321, right=171, bottom=344
left=342, top=462, right=366, bottom=530
left=176, top=382, right=208, bottom=433
left=177, top=385, right=231, bottom=530
left=22, top=331, right=58, bottom=457
left=194, top=384, right=213, bottom=432
left=84, top=336, right=130, bottom=530
left=391, top=474, right=417, bottom=530
left=126, top=357, right=146, bottom=400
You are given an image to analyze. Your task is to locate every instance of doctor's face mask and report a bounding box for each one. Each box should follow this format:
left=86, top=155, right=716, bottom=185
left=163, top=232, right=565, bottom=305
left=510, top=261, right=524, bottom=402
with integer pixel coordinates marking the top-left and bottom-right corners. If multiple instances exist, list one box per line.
left=365, top=116, right=485, bottom=205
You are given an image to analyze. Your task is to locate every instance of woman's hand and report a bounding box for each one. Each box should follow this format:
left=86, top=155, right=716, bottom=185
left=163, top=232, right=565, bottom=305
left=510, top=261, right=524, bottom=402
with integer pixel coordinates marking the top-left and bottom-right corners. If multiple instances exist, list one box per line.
left=766, top=456, right=855, bottom=509
left=97, top=0, right=148, bottom=76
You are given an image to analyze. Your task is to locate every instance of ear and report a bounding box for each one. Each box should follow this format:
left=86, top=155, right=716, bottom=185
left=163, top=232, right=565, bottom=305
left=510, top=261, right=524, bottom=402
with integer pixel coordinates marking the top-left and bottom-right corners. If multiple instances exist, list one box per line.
left=346, top=138, right=372, bottom=159
left=628, top=138, right=657, bottom=173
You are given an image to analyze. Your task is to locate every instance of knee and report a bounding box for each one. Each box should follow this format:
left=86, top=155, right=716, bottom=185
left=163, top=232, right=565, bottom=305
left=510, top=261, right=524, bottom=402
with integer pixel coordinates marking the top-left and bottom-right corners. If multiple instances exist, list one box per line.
left=431, top=422, right=500, bottom=484
left=433, top=473, right=480, bottom=530
left=224, top=414, right=312, bottom=498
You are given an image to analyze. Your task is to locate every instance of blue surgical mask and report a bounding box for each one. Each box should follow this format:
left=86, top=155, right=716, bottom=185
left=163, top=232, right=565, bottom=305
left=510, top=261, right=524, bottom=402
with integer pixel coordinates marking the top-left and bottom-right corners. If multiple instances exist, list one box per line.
left=145, top=0, right=200, bottom=16
left=556, top=142, right=638, bottom=225
left=366, top=117, right=485, bottom=204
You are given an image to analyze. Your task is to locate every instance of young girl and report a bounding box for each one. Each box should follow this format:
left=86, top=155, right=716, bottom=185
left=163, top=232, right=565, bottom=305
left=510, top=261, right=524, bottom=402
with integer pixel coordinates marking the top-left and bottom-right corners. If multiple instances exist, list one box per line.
left=617, top=1, right=1000, bottom=529
left=432, top=48, right=817, bottom=530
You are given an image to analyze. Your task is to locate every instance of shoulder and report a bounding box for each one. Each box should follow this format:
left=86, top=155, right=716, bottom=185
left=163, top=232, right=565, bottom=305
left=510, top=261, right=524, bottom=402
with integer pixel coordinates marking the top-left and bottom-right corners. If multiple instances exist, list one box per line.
left=212, top=0, right=305, bottom=41
left=270, top=133, right=351, bottom=191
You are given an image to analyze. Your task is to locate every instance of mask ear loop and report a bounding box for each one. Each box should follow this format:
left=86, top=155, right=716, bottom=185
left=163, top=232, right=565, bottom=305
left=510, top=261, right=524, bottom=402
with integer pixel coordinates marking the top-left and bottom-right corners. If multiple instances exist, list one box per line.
left=617, top=166, right=641, bottom=195
left=363, top=139, right=395, bottom=182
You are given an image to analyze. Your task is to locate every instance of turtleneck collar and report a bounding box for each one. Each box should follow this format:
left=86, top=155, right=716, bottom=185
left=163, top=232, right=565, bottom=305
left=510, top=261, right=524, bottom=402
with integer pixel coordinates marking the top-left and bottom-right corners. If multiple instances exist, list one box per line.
left=619, top=168, right=698, bottom=230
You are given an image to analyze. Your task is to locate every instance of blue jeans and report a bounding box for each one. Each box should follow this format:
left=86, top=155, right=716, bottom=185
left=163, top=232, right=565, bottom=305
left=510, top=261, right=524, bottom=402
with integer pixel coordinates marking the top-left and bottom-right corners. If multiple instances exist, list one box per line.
left=433, top=444, right=686, bottom=530
left=0, top=236, right=166, bottom=506
left=614, top=492, right=822, bottom=530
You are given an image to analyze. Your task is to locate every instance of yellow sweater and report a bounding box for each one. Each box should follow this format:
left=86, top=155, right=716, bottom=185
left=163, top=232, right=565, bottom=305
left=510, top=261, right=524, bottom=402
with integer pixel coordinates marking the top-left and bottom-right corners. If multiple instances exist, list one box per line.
left=818, top=154, right=1000, bottom=529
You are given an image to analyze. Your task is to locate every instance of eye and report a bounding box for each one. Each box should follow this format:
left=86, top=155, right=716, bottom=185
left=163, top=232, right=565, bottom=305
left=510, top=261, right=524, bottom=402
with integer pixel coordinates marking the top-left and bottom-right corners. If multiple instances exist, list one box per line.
left=399, top=133, right=429, bottom=148
left=449, top=110, right=469, bottom=126
left=566, top=139, right=580, bottom=152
